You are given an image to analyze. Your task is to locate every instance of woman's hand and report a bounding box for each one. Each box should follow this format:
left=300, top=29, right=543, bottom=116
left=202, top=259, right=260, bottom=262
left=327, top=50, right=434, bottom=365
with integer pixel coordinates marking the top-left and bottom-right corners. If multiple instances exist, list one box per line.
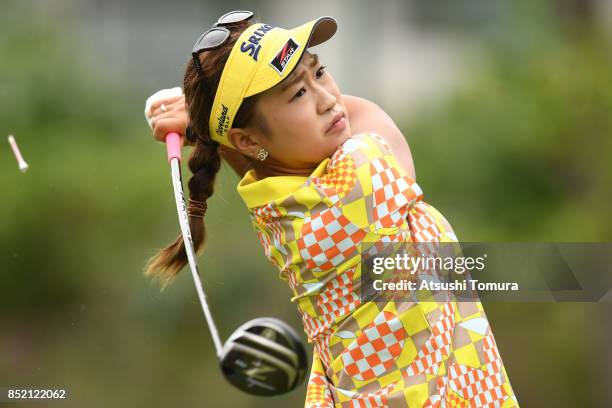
left=145, top=91, right=254, bottom=178
left=146, top=94, right=194, bottom=146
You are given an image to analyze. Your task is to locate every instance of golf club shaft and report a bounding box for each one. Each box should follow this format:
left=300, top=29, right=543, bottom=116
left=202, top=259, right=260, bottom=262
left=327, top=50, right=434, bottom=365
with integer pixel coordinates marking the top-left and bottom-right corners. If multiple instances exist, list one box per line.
left=166, top=132, right=223, bottom=356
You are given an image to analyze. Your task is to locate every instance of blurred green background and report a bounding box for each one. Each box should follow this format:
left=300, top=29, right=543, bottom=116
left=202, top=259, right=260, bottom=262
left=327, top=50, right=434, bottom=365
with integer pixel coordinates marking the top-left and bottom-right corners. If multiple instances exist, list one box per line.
left=1, top=0, right=611, bottom=406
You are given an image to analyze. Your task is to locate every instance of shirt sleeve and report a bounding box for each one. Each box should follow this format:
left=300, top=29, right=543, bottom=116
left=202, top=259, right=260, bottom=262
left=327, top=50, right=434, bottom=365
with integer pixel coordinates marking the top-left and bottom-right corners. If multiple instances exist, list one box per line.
left=312, top=132, right=423, bottom=234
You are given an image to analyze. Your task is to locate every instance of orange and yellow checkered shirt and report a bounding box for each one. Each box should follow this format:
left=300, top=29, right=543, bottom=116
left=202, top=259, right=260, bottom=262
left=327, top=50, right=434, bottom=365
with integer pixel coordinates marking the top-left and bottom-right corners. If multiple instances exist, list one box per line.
left=237, top=133, right=518, bottom=407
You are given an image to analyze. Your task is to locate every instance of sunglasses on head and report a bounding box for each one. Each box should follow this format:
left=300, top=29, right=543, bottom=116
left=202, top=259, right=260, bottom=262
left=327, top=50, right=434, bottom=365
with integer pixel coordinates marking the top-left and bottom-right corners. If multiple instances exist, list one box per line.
left=191, top=10, right=255, bottom=73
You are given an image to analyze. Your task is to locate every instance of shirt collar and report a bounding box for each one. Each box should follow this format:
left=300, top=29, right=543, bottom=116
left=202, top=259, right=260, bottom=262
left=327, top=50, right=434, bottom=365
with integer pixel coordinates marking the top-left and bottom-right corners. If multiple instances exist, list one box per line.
left=237, top=158, right=330, bottom=209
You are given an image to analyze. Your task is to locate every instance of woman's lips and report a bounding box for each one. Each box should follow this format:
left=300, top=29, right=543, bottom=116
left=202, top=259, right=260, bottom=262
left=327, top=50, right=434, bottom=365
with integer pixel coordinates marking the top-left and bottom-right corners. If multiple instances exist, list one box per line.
left=326, top=113, right=346, bottom=134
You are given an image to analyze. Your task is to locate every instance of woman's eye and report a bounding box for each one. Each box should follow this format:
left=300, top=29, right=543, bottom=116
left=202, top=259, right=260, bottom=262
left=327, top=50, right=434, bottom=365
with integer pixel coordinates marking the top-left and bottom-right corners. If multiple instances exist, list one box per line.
left=291, top=67, right=327, bottom=101
left=294, top=88, right=306, bottom=99
left=316, top=66, right=327, bottom=78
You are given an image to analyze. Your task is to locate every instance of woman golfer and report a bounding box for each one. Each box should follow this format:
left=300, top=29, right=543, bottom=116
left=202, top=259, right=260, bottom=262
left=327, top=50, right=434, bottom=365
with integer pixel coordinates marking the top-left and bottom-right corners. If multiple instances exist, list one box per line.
left=146, top=11, right=519, bottom=407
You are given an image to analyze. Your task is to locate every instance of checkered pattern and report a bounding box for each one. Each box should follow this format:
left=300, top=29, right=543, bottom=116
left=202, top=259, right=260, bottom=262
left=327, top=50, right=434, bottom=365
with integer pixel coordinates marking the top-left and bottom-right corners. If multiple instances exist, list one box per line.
left=254, top=229, right=277, bottom=268
left=447, top=331, right=508, bottom=407
left=238, top=133, right=518, bottom=407
left=483, top=331, right=501, bottom=364
left=421, top=377, right=479, bottom=407
left=253, top=202, right=283, bottom=225
left=301, top=309, right=331, bottom=340
left=339, top=382, right=396, bottom=408
left=313, top=146, right=357, bottom=203
left=342, top=311, right=406, bottom=381
left=404, top=302, right=455, bottom=377
left=423, top=377, right=449, bottom=408
left=317, top=336, right=336, bottom=369
left=253, top=203, right=286, bottom=268
left=313, top=270, right=362, bottom=369
left=410, top=240, right=441, bottom=261
left=297, top=206, right=367, bottom=272
left=286, top=267, right=299, bottom=291
left=370, top=158, right=421, bottom=229
left=318, top=269, right=361, bottom=321
left=448, top=363, right=506, bottom=407
left=405, top=301, right=507, bottom=407
left=446, top=390, right=471, bottom=407
left=347, top=393, right=386, bottom=408
left=305, top=369, right=335, bottom=408
left=409, top=202, right=443, bottom=243
left=361, top=238, right=405, bottom=262
left=362, top=241, right=422, bottom=303
left=414, top=376, right=474, bottom=408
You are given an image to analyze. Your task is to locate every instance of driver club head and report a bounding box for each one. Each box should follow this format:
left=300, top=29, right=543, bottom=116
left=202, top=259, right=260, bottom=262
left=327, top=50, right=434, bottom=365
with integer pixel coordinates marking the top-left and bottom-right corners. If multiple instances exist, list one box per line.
left=219, top=317, right=308, bottom=396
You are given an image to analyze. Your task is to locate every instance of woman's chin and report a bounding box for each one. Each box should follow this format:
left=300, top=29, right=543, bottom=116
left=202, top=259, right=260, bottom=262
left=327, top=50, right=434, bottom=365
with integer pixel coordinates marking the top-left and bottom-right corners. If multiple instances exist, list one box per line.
left=336, top=128, right=353, bottom=147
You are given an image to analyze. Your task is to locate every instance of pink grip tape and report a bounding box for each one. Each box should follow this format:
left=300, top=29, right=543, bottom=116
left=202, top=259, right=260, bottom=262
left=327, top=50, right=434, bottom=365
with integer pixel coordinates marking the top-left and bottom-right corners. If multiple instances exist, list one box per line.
left=165, top=132, right=182, bottom=162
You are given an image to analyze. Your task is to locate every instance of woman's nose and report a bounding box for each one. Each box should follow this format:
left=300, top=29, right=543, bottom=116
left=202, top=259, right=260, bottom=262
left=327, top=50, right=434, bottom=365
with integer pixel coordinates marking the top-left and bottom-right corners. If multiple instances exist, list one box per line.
left=316, top=85, right=337, bottom=114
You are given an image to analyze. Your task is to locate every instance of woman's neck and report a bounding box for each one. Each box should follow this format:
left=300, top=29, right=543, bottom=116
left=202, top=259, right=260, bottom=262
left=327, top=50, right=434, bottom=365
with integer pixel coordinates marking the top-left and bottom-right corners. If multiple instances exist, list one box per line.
left=251, top=158, right=318, bottom=179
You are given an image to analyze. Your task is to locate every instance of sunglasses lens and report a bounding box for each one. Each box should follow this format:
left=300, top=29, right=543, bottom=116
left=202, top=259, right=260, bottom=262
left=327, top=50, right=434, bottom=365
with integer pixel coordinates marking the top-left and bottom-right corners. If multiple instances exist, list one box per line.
left=217, top=10, right=254, bottom=25
left=194, top=27, right=229, bottom=53
left=191, top=10, right=254, bottom=70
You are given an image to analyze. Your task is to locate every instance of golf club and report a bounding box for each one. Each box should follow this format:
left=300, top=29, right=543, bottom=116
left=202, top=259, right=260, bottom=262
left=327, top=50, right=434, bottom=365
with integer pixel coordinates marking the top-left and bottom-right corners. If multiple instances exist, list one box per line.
left=163, top=132, right=308, bottom=396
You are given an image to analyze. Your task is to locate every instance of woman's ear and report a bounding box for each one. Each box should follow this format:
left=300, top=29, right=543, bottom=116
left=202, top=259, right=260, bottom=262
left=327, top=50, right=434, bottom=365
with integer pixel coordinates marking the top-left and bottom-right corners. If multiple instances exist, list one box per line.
left=228, top=128, right=261, bottom=157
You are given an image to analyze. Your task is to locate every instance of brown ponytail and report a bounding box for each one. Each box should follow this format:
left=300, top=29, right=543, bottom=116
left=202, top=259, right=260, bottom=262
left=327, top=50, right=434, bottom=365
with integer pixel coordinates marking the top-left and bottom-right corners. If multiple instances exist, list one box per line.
left=145, top=20, right=265, bottom=288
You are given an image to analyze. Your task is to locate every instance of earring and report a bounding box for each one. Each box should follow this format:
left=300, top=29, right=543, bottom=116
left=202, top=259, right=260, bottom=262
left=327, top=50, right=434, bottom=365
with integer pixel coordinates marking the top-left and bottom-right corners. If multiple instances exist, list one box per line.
left=256, top=148, right=269, bottom=161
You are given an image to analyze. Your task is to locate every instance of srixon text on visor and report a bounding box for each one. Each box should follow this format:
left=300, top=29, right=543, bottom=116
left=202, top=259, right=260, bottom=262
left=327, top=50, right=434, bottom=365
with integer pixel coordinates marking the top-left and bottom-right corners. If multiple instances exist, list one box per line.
left=240, top=24, right=275, bottom=61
